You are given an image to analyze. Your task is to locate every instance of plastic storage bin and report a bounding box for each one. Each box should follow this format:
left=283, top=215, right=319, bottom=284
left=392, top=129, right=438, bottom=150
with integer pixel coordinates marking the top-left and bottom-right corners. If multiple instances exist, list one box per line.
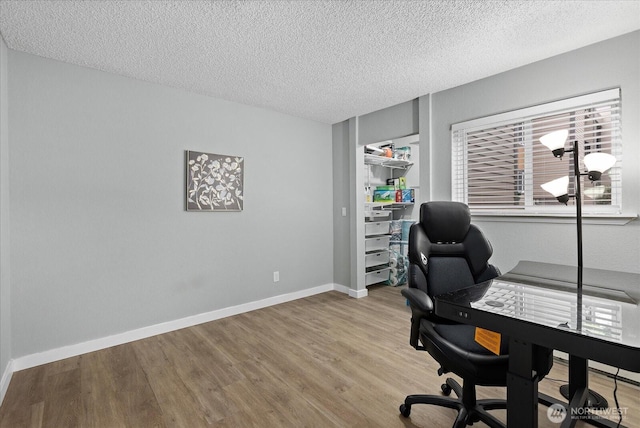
left=365, top=267, right=390, bottom=286
left=365, top=221, right=390, bottom=236
left=365, top=236, right=391, bottom=252
left=365, top=250, right=390, bottom=268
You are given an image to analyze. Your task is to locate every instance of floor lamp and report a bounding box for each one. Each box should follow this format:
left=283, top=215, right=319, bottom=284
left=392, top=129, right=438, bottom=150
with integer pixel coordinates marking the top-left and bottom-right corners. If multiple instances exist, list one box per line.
left=539, top=129, right=617, bottom=408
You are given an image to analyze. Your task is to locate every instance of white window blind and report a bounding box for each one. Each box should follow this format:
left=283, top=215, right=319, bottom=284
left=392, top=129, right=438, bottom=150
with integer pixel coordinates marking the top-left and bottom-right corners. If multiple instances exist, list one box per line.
left=452, top=89, right=622, bottom=215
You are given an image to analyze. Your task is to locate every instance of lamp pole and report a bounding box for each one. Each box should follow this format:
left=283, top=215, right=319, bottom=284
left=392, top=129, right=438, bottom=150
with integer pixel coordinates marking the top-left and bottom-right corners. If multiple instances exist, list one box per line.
left=541, top=132, right=615, bottom=410
left=573, top=140, right=583, bottom=295
left=560, top=140, right=609, bottom=409
left=562, top=140, right=583, bottom=294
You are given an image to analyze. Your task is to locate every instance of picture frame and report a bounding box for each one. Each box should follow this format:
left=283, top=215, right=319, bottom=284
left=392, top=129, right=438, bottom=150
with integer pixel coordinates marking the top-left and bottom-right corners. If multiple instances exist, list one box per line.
left=186, top=150, right=244, bottom=211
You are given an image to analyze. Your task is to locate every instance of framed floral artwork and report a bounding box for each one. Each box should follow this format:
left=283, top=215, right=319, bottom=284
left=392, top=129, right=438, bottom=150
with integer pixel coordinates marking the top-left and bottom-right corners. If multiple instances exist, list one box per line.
left=186, top=150, right=244, bottom=211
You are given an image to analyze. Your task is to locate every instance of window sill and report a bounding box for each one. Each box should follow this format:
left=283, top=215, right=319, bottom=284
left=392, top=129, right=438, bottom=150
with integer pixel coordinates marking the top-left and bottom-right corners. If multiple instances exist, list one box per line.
left=471, top=212, right=638, bottom=225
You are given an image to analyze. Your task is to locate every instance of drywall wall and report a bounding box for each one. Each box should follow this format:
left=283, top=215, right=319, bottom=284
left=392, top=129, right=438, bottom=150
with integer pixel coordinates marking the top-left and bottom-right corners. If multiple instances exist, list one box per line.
left=417, top=94, right=432, bottom=202
left=431, top=31, right=640, bottom=273
left=357, top=99, right=419, bottom=146
left=8, top=50, right=333, bottom=358
left=0, top=35, right=11, bottom=398
left=332, top=120, right=350, bottom=288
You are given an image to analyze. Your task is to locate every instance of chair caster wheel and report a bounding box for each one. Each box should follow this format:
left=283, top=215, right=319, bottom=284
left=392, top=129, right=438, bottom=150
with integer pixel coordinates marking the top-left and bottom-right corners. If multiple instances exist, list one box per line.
left=441, top=383, right=452, bottom=396
left=399, top=404, right=411, bottom=417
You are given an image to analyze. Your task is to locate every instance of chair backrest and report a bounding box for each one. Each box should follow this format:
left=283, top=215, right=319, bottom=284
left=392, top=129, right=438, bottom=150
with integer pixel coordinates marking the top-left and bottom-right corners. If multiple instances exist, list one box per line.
left=408, top=201, right=498, bottom=298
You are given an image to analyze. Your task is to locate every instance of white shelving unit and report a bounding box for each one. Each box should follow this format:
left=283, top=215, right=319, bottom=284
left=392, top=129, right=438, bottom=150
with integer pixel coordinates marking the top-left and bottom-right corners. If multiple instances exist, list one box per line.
left=362, top=138, right=416, bottom=287
left=364, top=212, right=392, bottom=286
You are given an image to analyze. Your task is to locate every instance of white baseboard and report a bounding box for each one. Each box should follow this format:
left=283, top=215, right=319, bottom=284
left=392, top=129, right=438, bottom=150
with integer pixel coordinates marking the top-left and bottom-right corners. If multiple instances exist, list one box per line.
left=348, top=288, right=368, bottom=298
left=0, top=359, right=13, bottom=406
left=331, top=283, right=367, bottom=298
left=12, top=283, right=351, bottom=373
left=332, top=283, right=350, bottom=295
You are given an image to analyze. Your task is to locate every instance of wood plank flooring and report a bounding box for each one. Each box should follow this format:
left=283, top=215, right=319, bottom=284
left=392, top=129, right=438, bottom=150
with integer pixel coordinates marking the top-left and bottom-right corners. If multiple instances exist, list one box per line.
left=1, top=285, right=638, bottom=427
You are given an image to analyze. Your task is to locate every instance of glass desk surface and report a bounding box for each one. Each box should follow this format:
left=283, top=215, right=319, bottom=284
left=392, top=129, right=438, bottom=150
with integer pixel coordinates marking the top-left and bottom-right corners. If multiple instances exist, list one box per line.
left=435, top=261, right=640, bottom=349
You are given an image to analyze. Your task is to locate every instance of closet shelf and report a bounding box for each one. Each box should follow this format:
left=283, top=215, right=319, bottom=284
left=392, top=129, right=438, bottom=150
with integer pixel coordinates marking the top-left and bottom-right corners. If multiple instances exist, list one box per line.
left=364, top=154, right=413, bottom=170
left=365, top=202, right=414, bottom=210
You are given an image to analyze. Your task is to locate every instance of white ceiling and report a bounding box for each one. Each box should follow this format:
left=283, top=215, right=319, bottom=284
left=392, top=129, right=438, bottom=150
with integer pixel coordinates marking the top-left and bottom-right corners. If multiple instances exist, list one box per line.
left=0, top=1, right=639, bottom=124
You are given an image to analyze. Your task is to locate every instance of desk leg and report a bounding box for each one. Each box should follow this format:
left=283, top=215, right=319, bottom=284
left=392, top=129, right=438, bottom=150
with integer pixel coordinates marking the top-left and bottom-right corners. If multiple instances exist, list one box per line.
left=568, top=355, right=588, bottom=400
left=508, top=338, right=538, bottom=428
left=559, top=356, right=589, bottom=428
left=539, top=356, right=623, bottom=428
left=562, top=356, right=619, bottom=428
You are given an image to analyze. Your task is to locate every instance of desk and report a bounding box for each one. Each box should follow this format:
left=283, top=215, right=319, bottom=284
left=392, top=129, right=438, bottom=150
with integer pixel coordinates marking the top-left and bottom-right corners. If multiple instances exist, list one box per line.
left=434, top=261, right=640, bottom=428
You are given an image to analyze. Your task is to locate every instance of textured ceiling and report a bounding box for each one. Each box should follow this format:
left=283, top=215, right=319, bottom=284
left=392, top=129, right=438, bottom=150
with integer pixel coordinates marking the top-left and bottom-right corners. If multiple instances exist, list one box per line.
left=0, top=1, right=639, bottom=124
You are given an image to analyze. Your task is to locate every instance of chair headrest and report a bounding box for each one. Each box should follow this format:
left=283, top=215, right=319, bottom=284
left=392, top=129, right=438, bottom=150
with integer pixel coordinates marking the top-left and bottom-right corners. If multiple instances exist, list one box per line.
left=420, top=201, right=470, bottom=243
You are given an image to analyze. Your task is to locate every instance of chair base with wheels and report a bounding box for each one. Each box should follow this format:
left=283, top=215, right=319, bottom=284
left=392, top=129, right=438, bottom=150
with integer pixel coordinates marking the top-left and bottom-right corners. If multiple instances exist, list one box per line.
left=400, top=375, right=506, bottom=428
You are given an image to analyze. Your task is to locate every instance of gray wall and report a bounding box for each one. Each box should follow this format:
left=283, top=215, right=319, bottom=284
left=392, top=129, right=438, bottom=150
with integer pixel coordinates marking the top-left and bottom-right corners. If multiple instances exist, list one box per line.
left=0, top=36, right=10, bottom=384
left=332, top=31, right=640, bottom=287
left=417, top=94, right=432, bottom=201
left=358, top=99, right=419, bottom=146
left=332, top=120, right=350, bottom=287
left=8, top=50, right=333, bottom=358
left=431, top=31, right=640, bottom=273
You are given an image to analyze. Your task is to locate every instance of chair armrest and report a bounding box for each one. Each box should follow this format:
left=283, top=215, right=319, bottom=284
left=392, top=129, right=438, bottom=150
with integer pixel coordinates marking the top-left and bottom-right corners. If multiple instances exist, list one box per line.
left=401, top=287, right=434, bottom=313
left=401, top=288, right=434, bottom=349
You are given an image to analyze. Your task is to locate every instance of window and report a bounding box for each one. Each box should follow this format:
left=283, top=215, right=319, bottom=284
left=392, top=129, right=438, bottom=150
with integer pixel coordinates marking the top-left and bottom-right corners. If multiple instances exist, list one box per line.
left=452, top=89, right=622, bottom=216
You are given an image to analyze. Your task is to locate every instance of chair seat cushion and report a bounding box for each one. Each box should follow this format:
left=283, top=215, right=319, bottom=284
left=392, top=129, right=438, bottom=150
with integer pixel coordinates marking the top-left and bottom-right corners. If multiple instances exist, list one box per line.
left=420, top=319, right=510, bottom=386
left=433, top=323, right=509, bottom=356
left=421, top=319, right=553, bottom=386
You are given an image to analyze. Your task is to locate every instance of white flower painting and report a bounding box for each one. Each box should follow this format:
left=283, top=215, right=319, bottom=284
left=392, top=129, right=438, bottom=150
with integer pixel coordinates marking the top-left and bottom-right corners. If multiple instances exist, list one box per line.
left=186, top=151, right=244, bottom=211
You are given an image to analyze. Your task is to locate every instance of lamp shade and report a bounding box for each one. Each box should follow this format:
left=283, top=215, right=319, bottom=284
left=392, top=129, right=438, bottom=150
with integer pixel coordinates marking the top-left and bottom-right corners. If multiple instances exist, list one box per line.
left=541, top=175, right=569, bottom=197
left=539, top=130, right=569, bottom=152
left=584, top=152, right=616, bottom=178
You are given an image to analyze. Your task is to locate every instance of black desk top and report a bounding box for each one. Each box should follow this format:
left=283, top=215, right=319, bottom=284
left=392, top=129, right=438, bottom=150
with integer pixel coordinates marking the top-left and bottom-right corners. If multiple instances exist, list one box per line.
left=434, top=261, right=640, bottom=372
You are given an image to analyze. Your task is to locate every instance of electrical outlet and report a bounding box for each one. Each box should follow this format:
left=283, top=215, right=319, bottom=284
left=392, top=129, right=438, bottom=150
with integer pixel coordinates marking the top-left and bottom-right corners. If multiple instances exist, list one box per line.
left=273, top=271, right=280, bottom=282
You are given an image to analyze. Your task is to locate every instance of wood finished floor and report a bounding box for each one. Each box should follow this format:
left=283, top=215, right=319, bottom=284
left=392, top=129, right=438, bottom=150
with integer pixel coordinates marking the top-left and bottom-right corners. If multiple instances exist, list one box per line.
left=1, top=285, right=638, bottom=427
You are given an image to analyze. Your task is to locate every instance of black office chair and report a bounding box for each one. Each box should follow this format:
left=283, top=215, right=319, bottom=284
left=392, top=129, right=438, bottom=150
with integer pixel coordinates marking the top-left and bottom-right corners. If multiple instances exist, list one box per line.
left=399, top=201, right=551, bottom=428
